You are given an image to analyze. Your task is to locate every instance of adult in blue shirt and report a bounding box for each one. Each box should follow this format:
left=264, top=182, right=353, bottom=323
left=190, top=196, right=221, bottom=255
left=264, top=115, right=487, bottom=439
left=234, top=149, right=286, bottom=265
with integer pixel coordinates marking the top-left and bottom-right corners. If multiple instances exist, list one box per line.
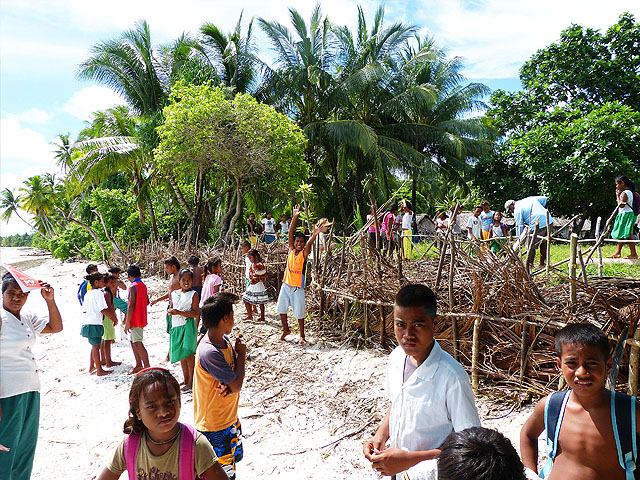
left=505, top=196, right=554, bottom=268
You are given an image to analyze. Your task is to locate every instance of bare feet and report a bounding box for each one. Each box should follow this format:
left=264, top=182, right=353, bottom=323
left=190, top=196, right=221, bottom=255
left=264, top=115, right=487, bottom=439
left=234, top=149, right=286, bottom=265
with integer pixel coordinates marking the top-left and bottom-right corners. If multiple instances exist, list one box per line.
left=241, top=316, right=253, bottom=321
left=89, top=366, right=96, bottom=374
left=298, top=336, right=307, bottom=345
left=128, top=367, right=143, bottom=375
left=181, top=384, right=192, bottom=392
left=280, top=329, right=291, bottom=340
left=96, top=369, right=112, bottom=376
left=106, top=361, right=122, bottom=367
left=257, top=317, right=265, bottom=322
left=625, top=255, right=638, bottom=259
left=609, top=254, right=621, bottom=258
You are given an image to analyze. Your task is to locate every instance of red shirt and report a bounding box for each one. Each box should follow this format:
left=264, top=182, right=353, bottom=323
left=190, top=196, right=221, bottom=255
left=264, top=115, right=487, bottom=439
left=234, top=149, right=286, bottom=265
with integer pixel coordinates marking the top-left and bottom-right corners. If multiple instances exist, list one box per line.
left=129, top=279, right=148, bottom=328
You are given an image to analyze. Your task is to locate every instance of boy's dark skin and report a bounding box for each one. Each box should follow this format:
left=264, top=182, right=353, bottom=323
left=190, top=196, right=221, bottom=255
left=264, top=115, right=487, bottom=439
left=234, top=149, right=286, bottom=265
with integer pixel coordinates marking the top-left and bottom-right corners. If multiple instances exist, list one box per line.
left=189, top=261, right=203, bottom=289
left=363, top=304, right=441, bottom=475
left=521, top=342, right=640, bottom=479
left=150, top=262, right=180, bottom=360
left=124, top=273, right=150, bottom=374
left=100, top=277, right=121, bottom=367
left=206, top=308, right=247, bottom=398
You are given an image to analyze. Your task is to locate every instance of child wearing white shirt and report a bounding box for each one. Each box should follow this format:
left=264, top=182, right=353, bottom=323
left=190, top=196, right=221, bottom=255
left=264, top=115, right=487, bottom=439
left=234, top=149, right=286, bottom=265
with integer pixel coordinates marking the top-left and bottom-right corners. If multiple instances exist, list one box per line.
left=363, top=284, right=480, bottom=478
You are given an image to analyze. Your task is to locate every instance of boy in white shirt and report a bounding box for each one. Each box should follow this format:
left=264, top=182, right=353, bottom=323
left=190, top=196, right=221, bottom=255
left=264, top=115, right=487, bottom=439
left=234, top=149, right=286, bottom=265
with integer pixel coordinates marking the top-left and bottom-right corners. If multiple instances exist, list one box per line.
left=261, top=212, right=277, bottom=244
left=363, top=284, right=480, bottom=478
left=467, top=205, right=482, bottom=241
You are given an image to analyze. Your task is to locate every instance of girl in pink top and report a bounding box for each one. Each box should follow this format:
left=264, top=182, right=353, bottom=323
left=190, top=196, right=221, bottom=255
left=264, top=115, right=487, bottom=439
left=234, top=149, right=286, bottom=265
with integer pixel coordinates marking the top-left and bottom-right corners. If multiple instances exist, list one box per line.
left=200, top=258, right=223, bottom=307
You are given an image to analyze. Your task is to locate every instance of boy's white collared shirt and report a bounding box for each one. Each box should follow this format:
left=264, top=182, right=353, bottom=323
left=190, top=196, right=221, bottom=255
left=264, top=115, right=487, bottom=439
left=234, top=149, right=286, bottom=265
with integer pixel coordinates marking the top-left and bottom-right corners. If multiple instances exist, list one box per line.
left=386, top=340, right=480, bottom=456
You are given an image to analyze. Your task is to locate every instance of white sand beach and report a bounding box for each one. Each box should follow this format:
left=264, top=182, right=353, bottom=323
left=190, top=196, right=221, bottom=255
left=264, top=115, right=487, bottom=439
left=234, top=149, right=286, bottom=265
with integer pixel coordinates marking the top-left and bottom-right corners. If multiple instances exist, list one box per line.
left=0, top=247, right=542, bottom=479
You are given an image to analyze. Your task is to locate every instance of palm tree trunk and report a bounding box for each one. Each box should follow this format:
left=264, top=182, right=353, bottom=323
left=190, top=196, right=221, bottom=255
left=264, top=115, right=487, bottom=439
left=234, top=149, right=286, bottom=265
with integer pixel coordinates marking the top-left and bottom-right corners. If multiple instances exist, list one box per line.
left=225, top=184, right=243, bottom=245
left=332, top=164, right=349, bottom=227
left=354, top=161, right=366, bottom=225
left=66, top=217, right=109, bottom=264
left=93, top=209, right=127, bottom=261
left=166, top=169, right=194, bottom=220
left=411, top=163, right=418, bottom=215
left=218, top=188, right=236, bottom=240
left=147, top=198, right=159, bottom=241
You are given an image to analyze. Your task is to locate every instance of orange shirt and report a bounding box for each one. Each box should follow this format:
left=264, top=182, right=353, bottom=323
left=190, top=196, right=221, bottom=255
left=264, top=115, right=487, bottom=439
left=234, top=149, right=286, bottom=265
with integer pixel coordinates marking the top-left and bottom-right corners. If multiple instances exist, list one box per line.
left=283, top=249, right=306, bottom=288
left=193, top=336, right=239, bottom=432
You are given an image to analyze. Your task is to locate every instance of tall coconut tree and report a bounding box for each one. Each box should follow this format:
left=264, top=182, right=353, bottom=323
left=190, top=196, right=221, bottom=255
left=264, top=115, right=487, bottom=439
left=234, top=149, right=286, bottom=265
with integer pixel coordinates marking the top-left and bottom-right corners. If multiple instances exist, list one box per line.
left=17, top=175, right=58, bottom=236
left=0, top=189, right=32, bottom=229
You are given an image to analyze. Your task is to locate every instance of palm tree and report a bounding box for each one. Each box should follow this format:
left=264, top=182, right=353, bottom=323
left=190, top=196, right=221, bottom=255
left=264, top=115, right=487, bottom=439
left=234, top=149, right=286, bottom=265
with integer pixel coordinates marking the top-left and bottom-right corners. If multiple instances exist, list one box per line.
left=18, top=176, right=58, bottom=236
left=0, top=189, right=32, bottom=229
left=200, top=12, right=260, bottom=94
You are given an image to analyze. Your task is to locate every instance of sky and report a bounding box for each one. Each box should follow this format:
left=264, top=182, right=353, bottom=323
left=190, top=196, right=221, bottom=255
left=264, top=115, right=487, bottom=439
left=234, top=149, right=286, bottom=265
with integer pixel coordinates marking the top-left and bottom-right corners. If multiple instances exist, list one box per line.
left=1, top=0, right=638, bottom=236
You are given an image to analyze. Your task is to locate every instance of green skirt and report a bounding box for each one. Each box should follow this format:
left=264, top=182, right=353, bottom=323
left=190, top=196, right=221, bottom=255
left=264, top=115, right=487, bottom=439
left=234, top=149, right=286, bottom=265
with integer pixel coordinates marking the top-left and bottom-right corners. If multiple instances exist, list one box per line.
left=102, top=315, right=116, bottom=341
left=113, top=297, right=128, bottom=314
left=611, top=211, right=636, bottom=239
left=166, top=312, right=172, bottom=334
left=169, top=318, right=197, bottom=362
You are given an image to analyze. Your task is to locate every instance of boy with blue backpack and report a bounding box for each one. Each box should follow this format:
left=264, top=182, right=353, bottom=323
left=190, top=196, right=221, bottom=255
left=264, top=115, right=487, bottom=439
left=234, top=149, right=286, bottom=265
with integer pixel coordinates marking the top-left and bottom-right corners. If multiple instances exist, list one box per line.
left=77, top=264, right=98, bottom=305
left=520, top=323, right=639, bottom=479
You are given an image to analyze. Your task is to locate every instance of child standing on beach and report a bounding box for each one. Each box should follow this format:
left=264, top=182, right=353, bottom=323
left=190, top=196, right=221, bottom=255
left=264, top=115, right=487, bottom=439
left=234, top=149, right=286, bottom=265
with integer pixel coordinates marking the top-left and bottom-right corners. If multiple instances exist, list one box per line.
left=520, top=323, right=640, bottom=480
left=101, top=274, right=121, bottom=368
left=81, top=273, right=116, bottom=376
left=242, top=249, right=268, bottom=322
left=168, top=268, right=199, bottom=390
left=488, top=211, right=508, bottom=254
left=124, top=265, right=150, bottom=375
left=97, top=368, right=227, bottom=480
left=276, top=204, right=321, bottom=344
left=201, top=257, right=223, bottom=305
left=363, top=284, right=480, bottom=478
left=194, top=293, right=246, bottom=480
left=151, top=257, right=181, bottom=360
left=240, top=241, right=257, bottom=316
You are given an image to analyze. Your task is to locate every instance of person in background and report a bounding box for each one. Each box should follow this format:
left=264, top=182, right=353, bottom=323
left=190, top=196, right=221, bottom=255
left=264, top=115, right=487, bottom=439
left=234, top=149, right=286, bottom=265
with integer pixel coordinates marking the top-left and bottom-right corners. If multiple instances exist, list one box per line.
left=488, top=211, right=508, bottom=254
left=278, top=214, right=290, bottom=241
left=449, top=204, right=462, bottom=236
left=505, top=196, right=554, bottom=268
left=150, top=257, right=181, bottom=361
left=101, top=274, right=122, bottom=368
left=261, top=212, right=277, bottom=244
left=381, top=203, right=399, bottom=258
left=610, top=175, right=637, bottom=259
left=81, top=273, right=115, bottom=377
left=401, top=200, right=414, bottom=258
left=247, top=213, right=259, bottom=247
left=467, top=205, right=482, bottom=242
left=0, top=273, right=62, bottom=480
left=367, top=206, right=380, bottom=251
left=124, top=265, right=150, bottom=375
left=479, top=200, right=495, bottom=242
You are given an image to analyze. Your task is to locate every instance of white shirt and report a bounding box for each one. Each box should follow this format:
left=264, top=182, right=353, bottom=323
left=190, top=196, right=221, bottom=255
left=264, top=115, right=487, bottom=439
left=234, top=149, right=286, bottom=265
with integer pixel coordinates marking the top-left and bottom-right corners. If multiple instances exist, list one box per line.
left=262, top=217, right=276, bottom=234
left=386, top=341, right=480, bottom=476
left=620, top=189, right=634, bottom=214
left=279, top=220, right=290, bottom=234
left=170, top=290, right=196, bottom=328
left=467, top=215, right=482, bottom=239
left=244, top=256, right=251, bottom=279
left=83, top=288, right=107, bottom=326
left=402, top=212, right=412, bottom=230
left=1, top=308, right=48, bottom=398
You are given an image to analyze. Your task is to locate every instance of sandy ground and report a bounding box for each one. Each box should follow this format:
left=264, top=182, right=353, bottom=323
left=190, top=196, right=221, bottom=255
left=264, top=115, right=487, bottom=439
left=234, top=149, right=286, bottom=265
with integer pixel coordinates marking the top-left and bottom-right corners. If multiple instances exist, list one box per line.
left=0, top=247, right=544, bottom=479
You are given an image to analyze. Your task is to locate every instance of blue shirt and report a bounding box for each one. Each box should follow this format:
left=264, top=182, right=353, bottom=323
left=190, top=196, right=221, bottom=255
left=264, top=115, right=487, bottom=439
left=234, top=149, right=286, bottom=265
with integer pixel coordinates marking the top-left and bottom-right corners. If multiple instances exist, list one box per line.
left=514, top=196, right=554, bottom=235
left=479, top=210, right=495, bottom=231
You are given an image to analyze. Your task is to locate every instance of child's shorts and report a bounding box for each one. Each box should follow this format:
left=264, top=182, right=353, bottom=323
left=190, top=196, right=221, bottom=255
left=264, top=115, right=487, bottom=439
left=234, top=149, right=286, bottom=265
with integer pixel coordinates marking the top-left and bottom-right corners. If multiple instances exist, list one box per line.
left=80, top=324, right=104, bottom=346
left=276, top=283, right=305, bottom=319
left=113, top=297, right=128, bottom=313
left=200, top=419, right=243, bottom=479
left=130, top=327, right=144, bottom=343
left=102, top=315, right=116, bottom=341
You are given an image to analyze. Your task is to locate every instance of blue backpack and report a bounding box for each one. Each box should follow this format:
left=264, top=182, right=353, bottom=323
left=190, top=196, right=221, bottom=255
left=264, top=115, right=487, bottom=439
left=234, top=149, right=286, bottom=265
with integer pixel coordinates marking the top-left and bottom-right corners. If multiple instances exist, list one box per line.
left=77, top=279, right=89, bottom=305
left=540, top=390, right=638, bottom=479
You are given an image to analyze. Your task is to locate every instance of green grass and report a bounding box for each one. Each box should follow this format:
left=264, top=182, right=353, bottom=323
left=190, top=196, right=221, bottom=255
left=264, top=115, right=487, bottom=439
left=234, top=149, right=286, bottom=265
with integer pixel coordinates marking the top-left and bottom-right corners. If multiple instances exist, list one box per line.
left=547, top=242, right=640, bottom=278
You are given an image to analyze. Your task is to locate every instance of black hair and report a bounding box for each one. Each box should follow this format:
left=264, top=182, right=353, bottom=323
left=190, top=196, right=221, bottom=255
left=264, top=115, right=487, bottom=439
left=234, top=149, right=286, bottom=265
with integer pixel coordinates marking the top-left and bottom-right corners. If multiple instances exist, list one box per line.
left=404, top=200, right=413, bottom=210
left=104, top=274, right=116, bottom=283
left=481, top=200, right=490, bottom=207
left=187, top=255, right=199, bottom=266
left=85, top=264, right=98, bottom=274
left=248, top=249, right=263, bottom=263
left=204, top=257, right=222, bottom=275
left=474, top=205, right=482, bottom=210
left=615, top=175, right=636, bottom=192
left=555, top=323, right=610, bottom=360
left=123, top=368, right=180, bottom=435
left=266, top=211, right=272, bottom=215
left=389, top=202, right=399, bottom=212
left=108, top=266, right=122, bottom=275
left=127, top=265, right=142, bottom=278
left=164, top=256, right=180, bottom=269
left=201, top=292, right=239, bottom=329
left=293, top=231, right=306, bottom=242
left=395, top=283, right=437, bottom=315
left=2, top=272, right=21, bottom=294
left=85, top=272, right=104, bottom=287
left=437, top=427, right=526, bottom=480
left=178, top=268, right=193, bottom=281
left=240, top=240, right=251, bottom=249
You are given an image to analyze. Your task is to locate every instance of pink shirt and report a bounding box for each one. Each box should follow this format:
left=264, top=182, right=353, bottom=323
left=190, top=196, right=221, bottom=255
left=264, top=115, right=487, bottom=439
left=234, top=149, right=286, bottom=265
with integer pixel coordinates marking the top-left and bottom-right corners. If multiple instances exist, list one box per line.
left=200, top=273, right=222, bottom=307
left=380, top=212, right=394, bottom=233
left=367, top=214, right=377, bottom=233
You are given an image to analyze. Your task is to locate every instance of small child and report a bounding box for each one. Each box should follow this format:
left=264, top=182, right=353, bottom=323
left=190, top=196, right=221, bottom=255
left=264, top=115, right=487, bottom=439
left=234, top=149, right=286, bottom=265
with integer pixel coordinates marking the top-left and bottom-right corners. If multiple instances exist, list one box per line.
left=107, top=266, right=128, bottom=314
left=188, top=255, right=204, bottom=300
left=363, top=284, right=480, bottom=478
left=151, top=257, right=181, bottom=361
left=479, top=200, right=495, bottom=241
left=96, top=368, right=227, bottom=480
left=438, top=427, right=529, bottom=480
left=199, top=258, right=223, bottom=336
left=123, top=265, right=150, bottom=375
left=520, top=323, right=639, bottom=480
left=101, top=274, right=122, bottom=368
left=401, top=199, right=414, bottom=258
left=242, top=249, right=268, bottom=322
left=467, top=205, right=482, bottom=241
left=81, top=273, right=116, bottom=377
left=194, top=293, right=246, bottom=480
left=276, top=204, right=322, bottom=344
left=488, top=211, right=508, bottom=254
left=168, top=268, right=199, bottom=391
left=77, top=264, right=98, bottom=305
left=240, top=240, right=257, bottom=316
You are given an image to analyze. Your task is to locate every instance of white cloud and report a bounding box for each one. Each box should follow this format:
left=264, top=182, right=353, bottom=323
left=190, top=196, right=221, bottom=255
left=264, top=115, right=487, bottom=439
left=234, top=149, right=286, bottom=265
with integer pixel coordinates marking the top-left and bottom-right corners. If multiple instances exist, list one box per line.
left=61, top=86, right=126, bottom=121
left=0, top=117, right=54, bottom=171
left=7, top=108, right=53, bottom=125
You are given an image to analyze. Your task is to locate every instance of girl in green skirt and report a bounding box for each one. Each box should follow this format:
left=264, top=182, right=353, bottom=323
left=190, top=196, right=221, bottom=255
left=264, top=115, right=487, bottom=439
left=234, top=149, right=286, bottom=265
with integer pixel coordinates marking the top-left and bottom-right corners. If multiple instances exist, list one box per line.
left=610, top=175, right=637, bottom=259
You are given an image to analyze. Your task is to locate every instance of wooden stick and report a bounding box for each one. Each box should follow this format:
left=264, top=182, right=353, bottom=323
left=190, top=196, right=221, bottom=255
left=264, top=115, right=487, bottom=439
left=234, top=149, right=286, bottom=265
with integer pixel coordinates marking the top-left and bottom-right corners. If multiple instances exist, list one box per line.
left=471, top=317, right=482, bottom=394
left=569, top=233, right=578, bottom=312
left=435, top=203, right=460, bottom=289
left=629, top=326, right=640, bottom=397
left=342, top=299, right=350, bottom=336
left=520, top=319, right=528, bottom=386
left=546, top=211, right=551, bottom=275
left=449, top=235, right=458, bottom=360
left=364, top=302, right=369, bottom=343
left=577, top=248, right=588, bottom=284
left=378, top=301, right=385, bottom=346
left=594, top=216, right=603, bottom=277
left=525, top=219, right=539, bottom=275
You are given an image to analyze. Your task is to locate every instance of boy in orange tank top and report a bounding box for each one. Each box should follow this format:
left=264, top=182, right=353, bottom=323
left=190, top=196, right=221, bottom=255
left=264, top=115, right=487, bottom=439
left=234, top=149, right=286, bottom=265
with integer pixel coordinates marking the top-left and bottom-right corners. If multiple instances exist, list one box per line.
left=276, top=204, right=322, bottom=344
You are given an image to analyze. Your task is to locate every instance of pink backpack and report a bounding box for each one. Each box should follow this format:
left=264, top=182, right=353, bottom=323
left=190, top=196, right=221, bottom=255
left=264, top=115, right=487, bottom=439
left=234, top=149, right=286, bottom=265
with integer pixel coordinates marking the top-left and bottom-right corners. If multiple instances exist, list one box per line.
left=124, top=423, right=205, bottom=480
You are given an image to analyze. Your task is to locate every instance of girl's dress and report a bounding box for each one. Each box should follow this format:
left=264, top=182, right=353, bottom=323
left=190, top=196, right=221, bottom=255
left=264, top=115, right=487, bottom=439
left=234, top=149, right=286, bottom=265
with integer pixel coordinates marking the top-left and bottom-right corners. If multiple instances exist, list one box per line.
left=612, top=189, right=636, bottom=239
left=490, top=223, right=507, bottom=254
left=242, top=262, right=269, bottom=305
left=102, top=288, right=116, bottom=341
left=169, top=289, right=198, bottom=363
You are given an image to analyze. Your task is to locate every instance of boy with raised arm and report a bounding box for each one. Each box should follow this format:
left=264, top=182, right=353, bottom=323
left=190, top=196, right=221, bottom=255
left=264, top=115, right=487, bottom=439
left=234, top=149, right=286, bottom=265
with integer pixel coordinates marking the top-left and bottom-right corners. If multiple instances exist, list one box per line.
left=276, top=204, right=321, bottom=344
left=363, top=284, right=480, bottom=478
left=520, top=323, right=639, bottom=480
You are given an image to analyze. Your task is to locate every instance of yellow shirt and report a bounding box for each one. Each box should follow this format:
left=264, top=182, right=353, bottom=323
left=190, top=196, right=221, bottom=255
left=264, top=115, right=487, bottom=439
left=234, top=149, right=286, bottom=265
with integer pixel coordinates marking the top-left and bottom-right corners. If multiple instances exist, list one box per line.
left=283, top=249, right=306, bottom=288
left=193, top=336, right=239, bottom=432
left=107, top=430, right=217, bottom=479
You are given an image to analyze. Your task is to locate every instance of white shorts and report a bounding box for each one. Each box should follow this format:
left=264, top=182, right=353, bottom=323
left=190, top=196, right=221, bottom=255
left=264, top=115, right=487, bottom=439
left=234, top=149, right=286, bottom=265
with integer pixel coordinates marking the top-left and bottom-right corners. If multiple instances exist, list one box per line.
left=276, top=283, right=306, bottom=319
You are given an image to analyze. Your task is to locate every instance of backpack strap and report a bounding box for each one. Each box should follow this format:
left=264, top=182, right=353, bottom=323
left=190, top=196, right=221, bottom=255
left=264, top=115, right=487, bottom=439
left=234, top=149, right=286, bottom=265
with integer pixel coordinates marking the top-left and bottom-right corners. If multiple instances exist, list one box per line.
left=179, top=423, right=196, bottom=480
left=124, top=432, right=142, bottom=480
left=611, top=391, right=637, bottom=480
left=540, top=390, right=570, bottom=479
